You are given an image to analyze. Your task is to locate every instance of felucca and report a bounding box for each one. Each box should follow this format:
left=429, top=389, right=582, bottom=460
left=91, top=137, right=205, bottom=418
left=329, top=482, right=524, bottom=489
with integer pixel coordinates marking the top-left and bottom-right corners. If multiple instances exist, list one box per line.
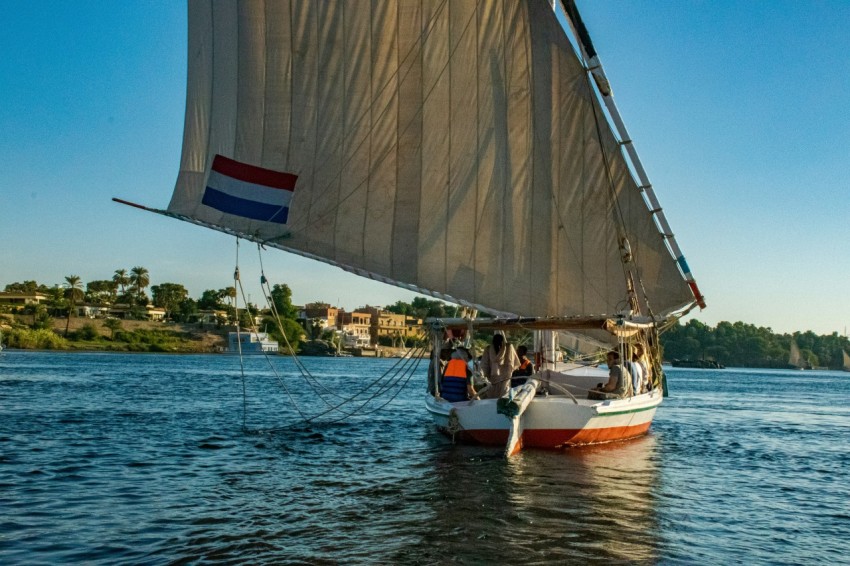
left=116, top=0, right=705, bottom=456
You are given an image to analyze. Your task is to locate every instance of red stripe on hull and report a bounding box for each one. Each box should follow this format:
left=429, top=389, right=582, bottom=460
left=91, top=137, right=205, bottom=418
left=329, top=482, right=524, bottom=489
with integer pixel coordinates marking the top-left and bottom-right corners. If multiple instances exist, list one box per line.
left=447, top=421, right=653, bottom=449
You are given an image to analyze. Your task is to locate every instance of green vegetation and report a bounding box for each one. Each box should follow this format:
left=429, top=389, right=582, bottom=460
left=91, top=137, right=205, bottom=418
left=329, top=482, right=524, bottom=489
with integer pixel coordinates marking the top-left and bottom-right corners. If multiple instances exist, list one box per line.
left=384, top=297, right=460, bottom=319
left=661, top=319, right=850, bottom=369
left=0, top=269, right=307, bottom=353
left=5, top=328, right=69, bottom=350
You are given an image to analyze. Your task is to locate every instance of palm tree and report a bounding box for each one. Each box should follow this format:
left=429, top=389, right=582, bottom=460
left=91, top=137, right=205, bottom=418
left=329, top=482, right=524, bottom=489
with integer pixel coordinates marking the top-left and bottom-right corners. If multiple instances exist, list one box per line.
left=64, top=275, right=84, bottom=336
left=130, top=266, right=150, bottom=303
left=104, top=317, right=122, bottom=340
left=113, top=269, right=129, bottom=296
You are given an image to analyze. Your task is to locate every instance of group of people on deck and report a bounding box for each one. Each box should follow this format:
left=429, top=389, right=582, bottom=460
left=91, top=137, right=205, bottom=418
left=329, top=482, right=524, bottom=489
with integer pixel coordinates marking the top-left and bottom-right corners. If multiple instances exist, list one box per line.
left=438, top=334, right=653, bottom=403
left=587, top=344, right=652, bottom=400
left=438, top=334, right=533, bottom=403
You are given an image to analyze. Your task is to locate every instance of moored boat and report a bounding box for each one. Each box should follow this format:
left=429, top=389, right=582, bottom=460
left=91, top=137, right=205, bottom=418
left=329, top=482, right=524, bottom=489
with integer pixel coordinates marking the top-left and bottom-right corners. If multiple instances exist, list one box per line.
left=227, top=331, right=279, bottom=355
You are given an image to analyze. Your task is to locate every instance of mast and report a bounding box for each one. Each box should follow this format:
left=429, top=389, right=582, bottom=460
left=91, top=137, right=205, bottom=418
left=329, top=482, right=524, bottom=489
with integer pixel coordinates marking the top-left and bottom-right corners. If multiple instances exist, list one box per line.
left=560, top=0, right=706, bottom=310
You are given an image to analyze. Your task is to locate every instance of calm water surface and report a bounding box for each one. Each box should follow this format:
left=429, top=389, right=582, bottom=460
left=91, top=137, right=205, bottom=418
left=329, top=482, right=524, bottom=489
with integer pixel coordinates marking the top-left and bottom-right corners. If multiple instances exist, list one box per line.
left=1, top=351, right=848, bottom=564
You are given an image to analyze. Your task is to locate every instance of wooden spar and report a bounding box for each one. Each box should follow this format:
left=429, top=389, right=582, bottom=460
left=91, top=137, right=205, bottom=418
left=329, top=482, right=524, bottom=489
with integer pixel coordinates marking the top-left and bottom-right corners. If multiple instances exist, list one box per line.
left=427, top=315, right=668, bottom=333
left=112, top=197, right=523, bottom=318
left=497, top=378, right=540, bottom=457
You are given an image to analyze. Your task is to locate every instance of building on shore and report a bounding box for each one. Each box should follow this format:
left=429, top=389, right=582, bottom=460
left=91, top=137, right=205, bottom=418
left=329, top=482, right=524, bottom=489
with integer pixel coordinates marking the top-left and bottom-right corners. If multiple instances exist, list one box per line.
left=0, top=291, right=49, bottom=307
left=227, top=331, right=279, bottom=354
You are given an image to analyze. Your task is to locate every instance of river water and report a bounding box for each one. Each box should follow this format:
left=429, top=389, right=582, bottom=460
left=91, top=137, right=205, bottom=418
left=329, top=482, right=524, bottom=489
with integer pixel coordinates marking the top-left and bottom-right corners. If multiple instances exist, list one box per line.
left=1, top=351, right=848, bottom=564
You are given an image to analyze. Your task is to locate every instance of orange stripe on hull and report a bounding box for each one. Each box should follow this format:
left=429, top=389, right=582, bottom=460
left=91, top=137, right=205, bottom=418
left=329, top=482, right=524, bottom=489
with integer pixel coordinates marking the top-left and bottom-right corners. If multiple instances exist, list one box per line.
left=451, top=421, right=653, bottom=449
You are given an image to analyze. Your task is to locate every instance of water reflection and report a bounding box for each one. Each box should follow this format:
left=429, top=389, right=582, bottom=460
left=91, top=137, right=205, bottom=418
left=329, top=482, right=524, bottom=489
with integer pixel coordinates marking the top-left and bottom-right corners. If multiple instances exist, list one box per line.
left=411, top=436, right=661, bottom=564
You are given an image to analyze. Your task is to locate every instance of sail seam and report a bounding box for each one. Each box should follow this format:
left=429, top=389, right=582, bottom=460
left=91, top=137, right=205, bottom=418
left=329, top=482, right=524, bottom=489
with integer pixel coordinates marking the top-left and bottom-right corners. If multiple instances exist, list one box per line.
left=474, top=1, right=479, bottom=309
left=308, top=4, right=320, bottom=255
left=279, top=2, right=451, bottom=243
left=201, top=1, right=216, bottom=220
left=361, top=7, right=374, bottom=269
left=333, top=0, right=346, bottom=265
left=445, top=1, right=451, bottom=295
left=286, top=0, right=294, bottom=166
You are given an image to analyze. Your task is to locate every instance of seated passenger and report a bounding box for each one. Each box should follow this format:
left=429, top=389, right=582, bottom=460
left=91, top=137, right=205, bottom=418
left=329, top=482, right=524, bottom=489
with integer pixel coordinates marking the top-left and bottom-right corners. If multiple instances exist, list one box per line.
left=630, top=343, right=650, bottom=394
left=511, top=345, right=534, bottom=388
left=588, top=350, right=631, bottom=400
left=440, top=348, right=473, bottom=403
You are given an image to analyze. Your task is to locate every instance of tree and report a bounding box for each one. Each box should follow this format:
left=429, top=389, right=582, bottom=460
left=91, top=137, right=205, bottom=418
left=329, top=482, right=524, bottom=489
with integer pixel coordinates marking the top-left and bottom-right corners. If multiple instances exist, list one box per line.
left=263, top=316, right=305, bottom=353
left=64, top=275, right=84, bottom=336
left=86, top=280, right=116, bottom=305
left=151, top=283, right=189, bottom=320
left=384, top=300, right=412, bottom=315
left=45, top=286, right=66, bottom=317
left=30, top=305, right=53, bottom=330
left=175, top=297, right=198, bottom=322
left=129, top=266, right=150, bottom=303
left=198, top=289, right=225, bottom=311
left=269, top=283, right=297, bottom=319
left=4, top=280, right=47, bottom=293
left=113, top=269, right=130, bottom=295
left=104, top=317, right=122, bottom=340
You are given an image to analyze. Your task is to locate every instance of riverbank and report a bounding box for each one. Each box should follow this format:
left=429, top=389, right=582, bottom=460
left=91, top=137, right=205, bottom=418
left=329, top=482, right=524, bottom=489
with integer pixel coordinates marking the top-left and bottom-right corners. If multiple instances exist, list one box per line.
left=0, top=315, right=229, bottom=353
left=1, top=316, right=419, bottom=357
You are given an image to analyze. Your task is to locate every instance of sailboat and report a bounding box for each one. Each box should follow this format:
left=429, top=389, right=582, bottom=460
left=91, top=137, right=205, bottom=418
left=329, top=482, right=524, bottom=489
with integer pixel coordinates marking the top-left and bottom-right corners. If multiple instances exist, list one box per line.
left=843, top=350, right=850, bottom=373
left=115, top=0, right=705, bottom=455
left=788, top=340, right=810, bottom=370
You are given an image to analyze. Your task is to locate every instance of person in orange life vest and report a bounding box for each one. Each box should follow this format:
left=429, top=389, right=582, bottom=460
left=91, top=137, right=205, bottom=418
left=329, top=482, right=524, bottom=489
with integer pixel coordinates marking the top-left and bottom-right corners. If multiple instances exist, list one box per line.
left=511, top=345, right=534, bottom=388
left=440, top=348, right=473, bottom=402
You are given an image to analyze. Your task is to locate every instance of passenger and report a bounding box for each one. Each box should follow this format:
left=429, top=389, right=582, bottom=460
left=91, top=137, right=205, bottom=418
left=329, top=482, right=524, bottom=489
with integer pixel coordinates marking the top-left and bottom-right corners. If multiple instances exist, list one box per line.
left=479, top=334, right=520, bottom=399
left=631, top=343, right=650, bottom=394
left=440, top=348, right=473, bottom=403
left=588, top=350, right=631, bottom=400
left=511, top=345, right=534, bottom=388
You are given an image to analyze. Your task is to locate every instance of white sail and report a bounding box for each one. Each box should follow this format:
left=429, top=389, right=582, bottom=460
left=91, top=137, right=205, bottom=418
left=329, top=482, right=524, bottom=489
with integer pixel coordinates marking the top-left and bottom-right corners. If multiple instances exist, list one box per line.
left=843, top=350, right=850, bottom=371
left=168, top=0, right=700, bottom=320
left=789, top=341, right=805, bottom=369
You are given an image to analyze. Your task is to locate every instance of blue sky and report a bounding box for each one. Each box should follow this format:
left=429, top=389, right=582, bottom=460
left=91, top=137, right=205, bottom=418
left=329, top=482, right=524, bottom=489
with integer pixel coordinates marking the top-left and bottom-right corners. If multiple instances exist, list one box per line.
left=1, top=1, right=848, bottom=336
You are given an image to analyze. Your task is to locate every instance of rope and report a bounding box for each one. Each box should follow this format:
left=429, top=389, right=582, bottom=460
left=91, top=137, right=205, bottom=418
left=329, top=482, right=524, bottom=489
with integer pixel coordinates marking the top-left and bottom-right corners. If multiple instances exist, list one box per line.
left=235, top=239, right=248, bottom=431
left=234, top=240, right=429, bottom=431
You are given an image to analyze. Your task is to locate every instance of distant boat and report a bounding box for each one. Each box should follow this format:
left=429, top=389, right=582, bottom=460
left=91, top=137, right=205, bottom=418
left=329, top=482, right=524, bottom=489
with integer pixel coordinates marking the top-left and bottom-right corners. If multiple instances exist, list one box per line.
left=0, top=330, right=4, bottom=353
left=788, top=341, right=811, bottom=370
left=843, top=350, right=850, bottom=373
left=227, top=332, right=279, bottom=355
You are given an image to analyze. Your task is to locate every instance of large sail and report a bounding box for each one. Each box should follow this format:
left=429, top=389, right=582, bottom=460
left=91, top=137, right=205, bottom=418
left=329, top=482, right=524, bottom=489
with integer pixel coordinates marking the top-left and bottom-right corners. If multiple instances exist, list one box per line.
left=168, top=0, right=698, bottom=319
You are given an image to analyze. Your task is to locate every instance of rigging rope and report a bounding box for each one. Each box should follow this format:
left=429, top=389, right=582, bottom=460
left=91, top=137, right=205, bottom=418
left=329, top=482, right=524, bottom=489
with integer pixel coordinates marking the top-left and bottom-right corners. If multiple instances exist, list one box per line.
left=232, top=239, right=427, bottom=432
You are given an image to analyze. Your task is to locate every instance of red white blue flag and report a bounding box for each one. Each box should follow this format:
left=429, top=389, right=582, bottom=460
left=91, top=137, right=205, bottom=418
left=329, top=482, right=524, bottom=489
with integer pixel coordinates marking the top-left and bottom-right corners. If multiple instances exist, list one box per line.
left=202, top=155, right=297, bottom=224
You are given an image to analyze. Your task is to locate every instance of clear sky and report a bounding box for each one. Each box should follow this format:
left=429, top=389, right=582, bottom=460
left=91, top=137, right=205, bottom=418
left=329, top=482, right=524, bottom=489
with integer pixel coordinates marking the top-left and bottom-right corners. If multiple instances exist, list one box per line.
left=1, top=1, right=848, bottom=336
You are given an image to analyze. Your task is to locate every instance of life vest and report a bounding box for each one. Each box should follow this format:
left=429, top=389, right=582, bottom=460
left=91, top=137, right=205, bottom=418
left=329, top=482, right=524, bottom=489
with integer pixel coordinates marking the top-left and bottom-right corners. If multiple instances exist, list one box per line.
left=441, top=359, right=469, bottom=402
left=519, top=359, right=531, bottom=371
left=443, top=359, right=469, bottom=380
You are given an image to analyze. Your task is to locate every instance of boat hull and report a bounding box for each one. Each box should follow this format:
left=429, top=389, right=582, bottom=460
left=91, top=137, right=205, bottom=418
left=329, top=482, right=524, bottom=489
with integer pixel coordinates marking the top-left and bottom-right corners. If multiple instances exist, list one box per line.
left=425, top=390, right=662, bottom=449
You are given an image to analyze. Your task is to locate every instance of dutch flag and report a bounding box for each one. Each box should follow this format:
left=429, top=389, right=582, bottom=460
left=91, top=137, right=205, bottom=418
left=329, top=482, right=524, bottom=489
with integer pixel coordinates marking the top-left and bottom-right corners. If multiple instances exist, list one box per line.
left=202, top=155, right=297, bottom=224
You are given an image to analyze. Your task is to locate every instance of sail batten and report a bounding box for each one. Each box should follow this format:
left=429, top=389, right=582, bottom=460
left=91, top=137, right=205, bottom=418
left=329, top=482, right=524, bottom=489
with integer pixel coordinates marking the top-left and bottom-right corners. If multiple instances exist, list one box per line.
left=169, top=0, right=698, bottom=319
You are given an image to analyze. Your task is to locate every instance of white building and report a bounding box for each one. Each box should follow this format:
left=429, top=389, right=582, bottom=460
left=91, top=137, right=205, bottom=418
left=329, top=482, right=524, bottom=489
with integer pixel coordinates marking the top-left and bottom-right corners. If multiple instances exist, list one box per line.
left=227, top=331, right=279, bottom=354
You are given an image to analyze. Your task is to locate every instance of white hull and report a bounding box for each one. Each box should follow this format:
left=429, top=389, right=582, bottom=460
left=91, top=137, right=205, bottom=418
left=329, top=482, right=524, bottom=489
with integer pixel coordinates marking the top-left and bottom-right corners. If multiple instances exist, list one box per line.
left=425, top=385, right=662, bottom=450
